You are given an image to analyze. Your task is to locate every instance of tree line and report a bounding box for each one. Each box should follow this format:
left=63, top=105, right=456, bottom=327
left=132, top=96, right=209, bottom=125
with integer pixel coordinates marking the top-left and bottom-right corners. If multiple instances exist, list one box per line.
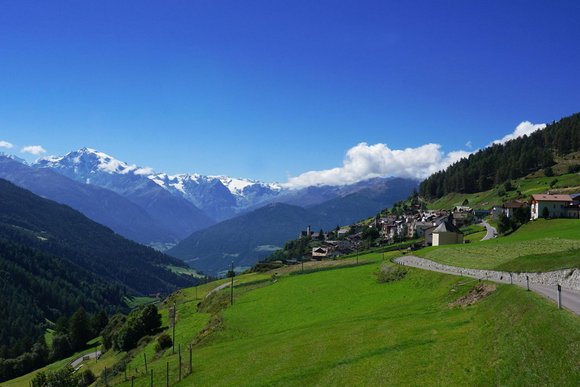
left=420, top=113, right=580, bottom=199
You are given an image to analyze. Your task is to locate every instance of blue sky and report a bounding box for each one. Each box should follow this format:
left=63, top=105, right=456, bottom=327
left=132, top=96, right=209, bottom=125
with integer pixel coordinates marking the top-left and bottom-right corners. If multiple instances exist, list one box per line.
left=1, top=1, right=579, bottom=183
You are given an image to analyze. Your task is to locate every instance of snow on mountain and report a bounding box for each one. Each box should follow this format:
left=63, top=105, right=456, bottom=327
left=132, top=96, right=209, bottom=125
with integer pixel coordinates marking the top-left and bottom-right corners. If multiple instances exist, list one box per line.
left=148, top=173, right=284, bottom=220
left=36, top=147, right=154, bottom=178
left=35, top=148, right=214, bottom=240
left=0, top=152, right=27, bottom=164
left=212, top=175, right=282, bottom=197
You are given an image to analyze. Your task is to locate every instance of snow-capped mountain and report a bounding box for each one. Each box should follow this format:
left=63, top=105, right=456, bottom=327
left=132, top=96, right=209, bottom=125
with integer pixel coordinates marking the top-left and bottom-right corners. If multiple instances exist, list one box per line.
left=35, top=148, right=214, bottom=242
left=148, top=173, right=283, bottom=220
left=32, top=147, right=419, bottom=258
left=35, top=147, right=285, bottom=222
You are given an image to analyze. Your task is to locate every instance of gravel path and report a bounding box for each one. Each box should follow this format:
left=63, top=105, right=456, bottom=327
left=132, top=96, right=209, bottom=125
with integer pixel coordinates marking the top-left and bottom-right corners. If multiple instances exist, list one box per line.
left=395, top=255, right=580, bottom=315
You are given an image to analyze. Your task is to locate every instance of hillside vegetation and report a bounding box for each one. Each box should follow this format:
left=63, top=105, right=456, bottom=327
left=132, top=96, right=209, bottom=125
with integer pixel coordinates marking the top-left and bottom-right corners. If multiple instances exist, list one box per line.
left=0, top=179, right=197, bottom=375
left=15, top=251, right=578, bottom=386
left=420, top=112, right=580, bottom=199
left=428, top=170, right=580, bottom=210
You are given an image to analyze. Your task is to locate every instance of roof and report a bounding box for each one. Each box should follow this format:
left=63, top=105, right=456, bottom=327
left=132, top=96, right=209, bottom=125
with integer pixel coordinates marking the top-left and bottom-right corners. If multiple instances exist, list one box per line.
left=433, top=220, right=463, bottom=234
left=503, top=200, right=529, bottom=209
left=530, top=194, right=572, bottom=202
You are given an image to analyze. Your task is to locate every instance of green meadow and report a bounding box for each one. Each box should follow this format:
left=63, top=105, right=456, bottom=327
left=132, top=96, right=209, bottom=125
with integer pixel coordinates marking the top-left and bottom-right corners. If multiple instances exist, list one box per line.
left=8, top=230, right=580, bottom=386
left=75, top=252, right=579, bottom=387
left=417, top=219, right=580, bottom=272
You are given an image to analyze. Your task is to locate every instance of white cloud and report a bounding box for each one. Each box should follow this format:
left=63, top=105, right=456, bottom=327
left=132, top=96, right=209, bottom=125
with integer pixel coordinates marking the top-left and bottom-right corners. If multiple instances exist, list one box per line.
left=491, top=121, right=546, bottom=145
left=134, top=167, right=155, bottom=175
left=0, top=140, right=13, bottom=149
left=285, top=142, right=471, bottom=188
left=465, top=140, right=472, bottom=149
left=21, top=145, right=47, bottom=155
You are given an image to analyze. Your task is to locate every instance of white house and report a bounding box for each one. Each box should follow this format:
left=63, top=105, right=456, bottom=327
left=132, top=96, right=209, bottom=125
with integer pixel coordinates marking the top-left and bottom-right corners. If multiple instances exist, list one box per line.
left=530, top=194, right=574, bottom=220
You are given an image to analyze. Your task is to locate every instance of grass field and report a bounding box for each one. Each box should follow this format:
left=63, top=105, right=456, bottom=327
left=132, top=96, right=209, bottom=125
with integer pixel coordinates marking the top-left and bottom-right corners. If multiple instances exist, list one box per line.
left=124, top=295, right=158, bottom=308
left=29, top=252, right=572, bottom=387
left=8, top=248, right=580, bottom=386
left=428, top=171, right=580, bottom=210
left=417, top=219, right=580, bottom=272
left=166, top=264, right=203, bottom=278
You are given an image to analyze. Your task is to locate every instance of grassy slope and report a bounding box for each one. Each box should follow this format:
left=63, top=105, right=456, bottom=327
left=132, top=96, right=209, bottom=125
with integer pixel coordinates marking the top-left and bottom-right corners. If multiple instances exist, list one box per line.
left=71, top=252, right=577, bottom=387
left=428, top=171, right=580, bottom=210
left=8, top=252, right=580, bottom=386
left=416, top=219, right=580, bottom=272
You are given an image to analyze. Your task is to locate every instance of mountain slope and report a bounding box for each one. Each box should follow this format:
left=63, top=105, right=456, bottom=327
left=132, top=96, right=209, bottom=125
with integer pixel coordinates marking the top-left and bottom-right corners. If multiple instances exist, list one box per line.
left=0, top=156, right=176, bottom=244
left=168, top=203, right=334, bottom=275
left=0, top=178, right=198, bottom=362
left=35, top=148, right=214, bottom=241
left=308, top=177, right=419, bottom=225
left=168, top=177, right=417, bottom=275
left=148, top=173, right=283, bottom=221
left=0, top=178, right=196, bottom=295
left=420, top=112, right=580, bottom=199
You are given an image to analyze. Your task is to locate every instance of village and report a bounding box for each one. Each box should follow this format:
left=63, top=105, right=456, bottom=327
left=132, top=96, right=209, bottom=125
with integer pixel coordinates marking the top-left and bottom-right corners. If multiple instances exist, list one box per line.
left=293, top=193, right=580, bottom=261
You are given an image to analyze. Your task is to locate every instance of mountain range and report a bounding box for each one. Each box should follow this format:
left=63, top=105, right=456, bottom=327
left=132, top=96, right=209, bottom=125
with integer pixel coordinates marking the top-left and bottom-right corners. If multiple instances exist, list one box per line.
left=168, top=177, right=419, bottom=275
left=0, top=147, right=418, bottom=273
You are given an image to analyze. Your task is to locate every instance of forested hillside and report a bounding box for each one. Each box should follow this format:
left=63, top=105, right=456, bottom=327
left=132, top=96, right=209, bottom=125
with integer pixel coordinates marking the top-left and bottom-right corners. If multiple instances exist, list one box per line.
left=0, top=179, right=198, bottom=367
left=420, top=113, right=580, bottom=198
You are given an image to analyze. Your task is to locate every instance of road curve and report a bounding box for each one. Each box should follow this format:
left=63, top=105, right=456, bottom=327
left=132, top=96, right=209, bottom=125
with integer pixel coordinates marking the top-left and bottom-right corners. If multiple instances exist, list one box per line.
left=395, top=255, right=580, bottom=315
left=480, top=220, right=497, bottom=241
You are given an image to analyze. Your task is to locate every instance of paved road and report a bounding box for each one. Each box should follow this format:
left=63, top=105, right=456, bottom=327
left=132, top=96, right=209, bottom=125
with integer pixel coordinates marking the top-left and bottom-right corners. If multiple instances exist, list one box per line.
left=395, top=255, right=580, bottom=315
left=480, top=220, right=497, bottom=241
left=71, top=350, right=101, bottom=368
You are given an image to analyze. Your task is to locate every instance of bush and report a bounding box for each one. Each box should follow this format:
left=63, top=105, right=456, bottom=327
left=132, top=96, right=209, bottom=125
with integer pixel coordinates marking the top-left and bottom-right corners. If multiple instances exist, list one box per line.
left=544, top=166, right=554, bottom=177
left=542, top=207, right=550, bottom=219
left=377, top=266, right=407, bottom=283
left=79, top=369, right=95, bottom=387
left=568, top=164, right=580, bottom=173
left=155, top=334, right=173, bottom=352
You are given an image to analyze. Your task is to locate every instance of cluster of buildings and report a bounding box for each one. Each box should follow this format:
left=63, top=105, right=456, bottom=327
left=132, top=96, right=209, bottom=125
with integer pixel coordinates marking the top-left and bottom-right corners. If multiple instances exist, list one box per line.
left=370, top=206, right=469, bottom=247
left=296, top=192, right=580, bottom=261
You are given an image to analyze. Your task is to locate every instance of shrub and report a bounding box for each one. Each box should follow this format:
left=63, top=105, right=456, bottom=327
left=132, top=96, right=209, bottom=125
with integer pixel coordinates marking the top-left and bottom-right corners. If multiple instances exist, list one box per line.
left=155, top=334, right=173, bottom=352
left=377, top=266, right=407, bottom=283
left=568, top=164, right=580, bottom=173
left=79, top=369, right=95, bottom=387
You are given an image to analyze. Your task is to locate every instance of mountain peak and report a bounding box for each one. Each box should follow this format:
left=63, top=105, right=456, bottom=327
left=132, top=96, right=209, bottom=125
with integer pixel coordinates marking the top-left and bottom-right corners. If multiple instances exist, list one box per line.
left=37, top=148, right=155, bottom=176
left=0, top=152, right=27, bottom=164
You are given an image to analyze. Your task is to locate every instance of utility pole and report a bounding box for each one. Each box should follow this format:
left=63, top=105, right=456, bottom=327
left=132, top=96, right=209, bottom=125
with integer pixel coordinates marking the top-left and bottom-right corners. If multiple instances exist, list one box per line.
left=172, top=301, right=176, bottom=354
left=230, top=261, right=234, bottom=306
left=526, top=276, right=530, bottom=291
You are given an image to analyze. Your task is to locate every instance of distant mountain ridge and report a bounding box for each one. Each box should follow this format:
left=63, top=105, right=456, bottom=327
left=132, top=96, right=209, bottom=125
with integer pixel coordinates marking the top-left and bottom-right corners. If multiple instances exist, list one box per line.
left=0, top=156, right=177, bottom=244
left=35, top=148, right=214, bottom=242
left=168, top=177, right=418, bottom=275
